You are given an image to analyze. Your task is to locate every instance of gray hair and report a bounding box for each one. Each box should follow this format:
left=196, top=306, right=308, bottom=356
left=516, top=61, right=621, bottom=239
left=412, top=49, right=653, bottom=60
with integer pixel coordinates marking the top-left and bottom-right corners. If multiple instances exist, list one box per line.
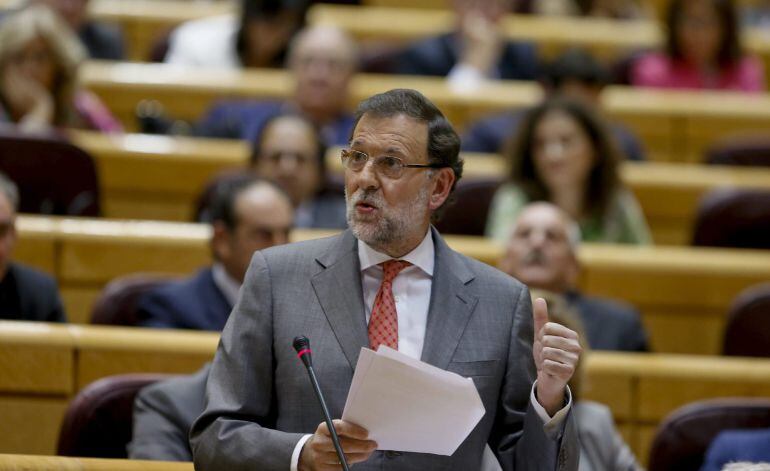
left=0, top=172, right=19, bottom=211
left=507, top=201, right=582, bottom=251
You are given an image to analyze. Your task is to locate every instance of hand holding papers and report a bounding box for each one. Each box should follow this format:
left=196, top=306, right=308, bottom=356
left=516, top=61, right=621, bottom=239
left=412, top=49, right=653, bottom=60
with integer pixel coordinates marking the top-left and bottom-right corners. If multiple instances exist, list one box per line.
left=341, top=346, right=485, bottom=456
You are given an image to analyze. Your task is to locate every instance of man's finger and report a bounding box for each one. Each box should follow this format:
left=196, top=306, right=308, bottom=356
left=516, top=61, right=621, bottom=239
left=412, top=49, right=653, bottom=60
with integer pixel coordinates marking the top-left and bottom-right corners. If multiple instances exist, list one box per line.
left=333, top=420, right=371, bottom=440
left=533, top=297, right=549, bottom=340
left=542, top=322, right=580, bottom=340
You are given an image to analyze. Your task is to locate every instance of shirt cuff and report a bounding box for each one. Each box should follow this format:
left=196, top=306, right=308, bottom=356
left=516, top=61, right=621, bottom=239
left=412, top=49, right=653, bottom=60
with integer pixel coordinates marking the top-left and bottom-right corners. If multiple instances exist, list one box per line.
left=530, top=381, right=572, bottom=440
left=290, top=434, right=313, bottom=471
left=447, top=63, right=488, bottom=93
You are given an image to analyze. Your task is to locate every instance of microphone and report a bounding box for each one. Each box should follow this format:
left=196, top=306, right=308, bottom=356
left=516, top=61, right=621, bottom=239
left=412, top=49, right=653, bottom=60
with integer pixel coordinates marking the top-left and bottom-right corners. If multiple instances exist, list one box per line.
left=293, top=336, right=351, bottom=471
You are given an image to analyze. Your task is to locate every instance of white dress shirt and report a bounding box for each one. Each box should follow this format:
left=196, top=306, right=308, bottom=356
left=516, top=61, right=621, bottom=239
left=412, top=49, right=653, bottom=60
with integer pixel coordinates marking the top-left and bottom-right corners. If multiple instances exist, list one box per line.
left=290, top=230, right=571, bottom=470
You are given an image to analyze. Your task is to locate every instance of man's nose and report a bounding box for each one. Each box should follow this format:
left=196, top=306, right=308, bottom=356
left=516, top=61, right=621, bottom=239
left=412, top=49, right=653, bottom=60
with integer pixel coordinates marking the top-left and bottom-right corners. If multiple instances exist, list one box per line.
left=351, top=158, right=380, bottom=190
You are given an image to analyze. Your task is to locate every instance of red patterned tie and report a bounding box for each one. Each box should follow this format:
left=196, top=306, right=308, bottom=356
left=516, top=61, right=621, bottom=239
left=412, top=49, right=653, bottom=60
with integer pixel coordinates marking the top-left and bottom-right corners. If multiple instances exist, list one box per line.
left=368, top=260, right=412, bottom=351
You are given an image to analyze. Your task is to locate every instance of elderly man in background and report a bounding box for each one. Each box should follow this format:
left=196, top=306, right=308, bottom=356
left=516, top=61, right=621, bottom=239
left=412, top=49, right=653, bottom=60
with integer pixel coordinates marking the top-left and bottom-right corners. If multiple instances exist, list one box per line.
left=197, top=25, right=358, bottom=146
left=499, top=201, right=649, bottom=352
left=0, top=172, right=66, bottom=322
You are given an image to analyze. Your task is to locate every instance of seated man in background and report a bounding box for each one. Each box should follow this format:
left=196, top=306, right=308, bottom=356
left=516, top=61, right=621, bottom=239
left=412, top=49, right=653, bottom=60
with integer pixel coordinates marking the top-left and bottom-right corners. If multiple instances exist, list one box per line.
left=137, top=177, right=293, bottom=330
left=128, top=364, right=211, bottom=461
left=197, top=25, right=357, bottom=146
left=250, top=113, right=347, bottom=229
left=394, top=0, right=538, bottom=86
left=701, top=427, right=770, bottom=471
left=462, top=48, right=645, bottom=161
left=499, top=201, right=648, bottom=351
left=30, top=0, right=124, bottom=60
left=0, top=172, right=66, bottom=322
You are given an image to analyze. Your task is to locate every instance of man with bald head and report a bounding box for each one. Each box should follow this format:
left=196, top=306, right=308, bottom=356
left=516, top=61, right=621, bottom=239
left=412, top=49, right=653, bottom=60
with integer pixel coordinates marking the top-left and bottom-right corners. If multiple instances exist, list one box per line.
left=499, top=202, right=648, bottom=352
left=137, top=177, right=294, bottom=331
left=198, top=25, right=358, bottom=146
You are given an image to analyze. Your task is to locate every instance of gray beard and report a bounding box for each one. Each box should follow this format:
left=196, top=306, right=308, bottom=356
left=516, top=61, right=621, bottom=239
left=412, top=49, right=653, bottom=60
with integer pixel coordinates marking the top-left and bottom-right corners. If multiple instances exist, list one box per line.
left=345, top=186, right=430, bottom=253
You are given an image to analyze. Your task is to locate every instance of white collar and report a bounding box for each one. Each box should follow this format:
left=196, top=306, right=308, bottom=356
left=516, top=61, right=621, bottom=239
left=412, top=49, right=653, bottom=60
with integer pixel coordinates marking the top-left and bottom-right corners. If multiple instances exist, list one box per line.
left=357, top=229, right=434, bottom=276
left=211, top=263, right=241, bottom=307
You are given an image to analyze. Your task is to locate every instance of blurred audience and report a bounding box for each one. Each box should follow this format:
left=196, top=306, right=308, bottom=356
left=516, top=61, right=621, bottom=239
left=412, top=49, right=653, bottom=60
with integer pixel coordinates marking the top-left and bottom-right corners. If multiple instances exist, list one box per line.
left=136, top=176, right=293, bottom=331
left=532, top=0, right=648, bottom=18
left=0, top=5, right=121, bottom=133
left=129, top=364, right=210, bottom=461
left=741, top=0, right=770, bottom=28
left=394, top=0, right=537, bottom=88
left=249, top=113, right=347, bottom=229
left=462, top=48, right=646, bottom=161
left=500, top=202, right=649, bottom=352
left=164, top=0, right=307, bottom=69
left=485, top=97, right=651, bottom=244
left=196, top=25, right=357, bottom=146
left=631, top=0, right=765, bottom=92
left=0, top=172, right=66, bottom=323
left=30, top=0, right=124, bottom=60
left=701, top=428, right=770, bottom=471
left=530, top=290, right=644, bottom=470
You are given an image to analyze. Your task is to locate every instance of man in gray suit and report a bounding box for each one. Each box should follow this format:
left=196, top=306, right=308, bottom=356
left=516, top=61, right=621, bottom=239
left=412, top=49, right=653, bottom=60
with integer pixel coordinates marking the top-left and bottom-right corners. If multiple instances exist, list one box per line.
left=190, top=89, right=581, bottom=470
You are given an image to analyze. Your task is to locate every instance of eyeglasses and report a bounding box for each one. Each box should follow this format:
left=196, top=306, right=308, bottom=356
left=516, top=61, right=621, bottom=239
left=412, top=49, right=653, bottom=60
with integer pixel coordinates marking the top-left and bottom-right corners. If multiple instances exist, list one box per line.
left=340, top=149, right=447, bottom=179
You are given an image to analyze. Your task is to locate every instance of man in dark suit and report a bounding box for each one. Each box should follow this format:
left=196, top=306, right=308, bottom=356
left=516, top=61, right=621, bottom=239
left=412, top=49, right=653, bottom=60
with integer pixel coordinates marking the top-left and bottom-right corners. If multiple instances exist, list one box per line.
left=196, top=26, right=357, bottom=147
left=499, top=201, right=649, bottom=352
left=394, top=0, right=537, bottom=83
left=0, top=172, right=66, bottom=322
left=136, top=177, right=293, bottom=331
left=462, top=48, right=646, bottom=162
left=191, top=89, right=581, bottom=470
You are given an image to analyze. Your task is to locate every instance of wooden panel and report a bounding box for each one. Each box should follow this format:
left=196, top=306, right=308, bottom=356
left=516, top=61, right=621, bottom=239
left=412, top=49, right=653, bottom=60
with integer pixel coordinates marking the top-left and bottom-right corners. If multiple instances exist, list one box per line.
left=71, top=326, right=218, bottom=390
left=0, top=455, right=194, bottom=471
left=58, top=219, right=210, bottom=284
left=12, top=232, right=57, bottom=276
left=583, top=353, right=637, bottom=422
left=636, top=355, right=770, bottom=422
left=60, top=287, right=102, bottom=325
left=0, top=322, right=73, bottom=394
left=637, top=424, right=658, bottom=468
left=0, top=398, right=69, bottom=455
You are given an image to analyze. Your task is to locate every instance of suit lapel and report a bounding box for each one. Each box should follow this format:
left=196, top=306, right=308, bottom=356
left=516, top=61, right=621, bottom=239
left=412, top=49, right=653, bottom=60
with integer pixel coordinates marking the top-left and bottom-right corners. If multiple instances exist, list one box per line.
left=421, top=229, right=479, bottom=370
left=311, top=230, right=369, bottom=371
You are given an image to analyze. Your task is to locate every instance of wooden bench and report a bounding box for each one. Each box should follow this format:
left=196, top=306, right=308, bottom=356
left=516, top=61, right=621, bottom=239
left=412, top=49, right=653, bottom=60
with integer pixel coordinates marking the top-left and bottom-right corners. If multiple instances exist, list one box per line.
left=0, top=454, right=193, bottom=470
left=13, top=216, right=770, bottom=354
left=80, top=61, right=770, bottom=163
left=66, top=130, right=770, bottom=244
left=4, top=321, right=770, bottom=463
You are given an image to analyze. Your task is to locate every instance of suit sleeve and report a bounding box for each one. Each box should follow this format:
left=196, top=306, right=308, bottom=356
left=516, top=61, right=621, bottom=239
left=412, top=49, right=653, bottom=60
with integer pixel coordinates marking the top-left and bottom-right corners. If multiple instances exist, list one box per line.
left=128, top=384, right=193, bottom=461
left=190, top=251, right=304, bottom=470
left=44, top=277, right=67, bottom=323
left=136, top=291, right=177, bottom=329
left=493, top=286, right=580, bottom=470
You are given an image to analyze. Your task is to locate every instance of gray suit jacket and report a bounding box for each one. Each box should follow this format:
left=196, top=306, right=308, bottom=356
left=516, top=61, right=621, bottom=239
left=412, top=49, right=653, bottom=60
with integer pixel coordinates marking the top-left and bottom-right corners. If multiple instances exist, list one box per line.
left=574, top=401, right=642, bottom=471
left=190, top=228, right=579, bottom=470
left=128, top=365, right=210, bottom=461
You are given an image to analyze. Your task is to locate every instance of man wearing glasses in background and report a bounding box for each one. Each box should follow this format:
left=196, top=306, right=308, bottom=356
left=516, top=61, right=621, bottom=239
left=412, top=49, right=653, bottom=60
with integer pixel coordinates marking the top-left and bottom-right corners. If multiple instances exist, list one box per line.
left=191, top=89, right=581, bottom=471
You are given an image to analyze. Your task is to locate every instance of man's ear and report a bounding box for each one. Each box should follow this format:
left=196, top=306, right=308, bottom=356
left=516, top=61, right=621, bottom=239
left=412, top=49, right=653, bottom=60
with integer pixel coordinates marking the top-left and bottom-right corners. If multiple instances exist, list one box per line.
left=428, top=167, right=455, bottom=211
left=211, top=221, right=231, bottom=262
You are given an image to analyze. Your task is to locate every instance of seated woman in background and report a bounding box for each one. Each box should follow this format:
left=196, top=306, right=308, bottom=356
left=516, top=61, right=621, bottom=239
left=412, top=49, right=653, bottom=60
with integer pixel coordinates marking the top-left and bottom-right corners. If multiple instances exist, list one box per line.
left=631, top=0, right=765, bottom=92
left=485, top=97, right=651, bottom=244
left=249, top=113, right=347, bottom=229
left=0, top=5, right=121, bottom=132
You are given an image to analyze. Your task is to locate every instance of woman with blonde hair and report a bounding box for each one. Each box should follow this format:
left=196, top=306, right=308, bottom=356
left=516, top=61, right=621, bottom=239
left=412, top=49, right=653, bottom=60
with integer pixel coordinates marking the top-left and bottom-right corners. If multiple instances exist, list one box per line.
left=0, top=5, right=121, bottom=132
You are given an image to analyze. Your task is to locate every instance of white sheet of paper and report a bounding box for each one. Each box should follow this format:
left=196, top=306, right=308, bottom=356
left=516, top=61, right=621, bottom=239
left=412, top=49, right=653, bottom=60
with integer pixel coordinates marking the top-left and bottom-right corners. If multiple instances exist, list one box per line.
left=341, top=346, right=485, bottom=456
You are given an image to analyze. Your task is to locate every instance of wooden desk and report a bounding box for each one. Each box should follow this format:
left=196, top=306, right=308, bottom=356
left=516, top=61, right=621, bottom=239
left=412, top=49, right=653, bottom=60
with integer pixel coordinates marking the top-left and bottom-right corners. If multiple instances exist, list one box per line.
left=5, top=321, right=770, bottom=464
left=0, top=323, right=73, bottom=455
left=0, top=454, right=193, bottom=470
left=13, top=216, right=770, bottom=355
left=80, top=61, right=770, bottom=163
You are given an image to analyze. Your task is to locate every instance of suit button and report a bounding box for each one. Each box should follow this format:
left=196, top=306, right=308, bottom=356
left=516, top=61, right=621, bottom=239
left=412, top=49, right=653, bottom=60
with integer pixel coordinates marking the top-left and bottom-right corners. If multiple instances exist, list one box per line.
left=384, top=451, right=402, bottom=458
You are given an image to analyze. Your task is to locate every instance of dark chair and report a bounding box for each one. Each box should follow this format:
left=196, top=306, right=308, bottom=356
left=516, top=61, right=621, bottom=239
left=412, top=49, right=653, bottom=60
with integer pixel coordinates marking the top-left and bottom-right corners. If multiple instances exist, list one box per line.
left=90, top=274, right=174, bottom=326
left=648, top=398, right=770, bottom=471
left=434, top=177, right=503, bottom=236
left=57, top=374, right=171, bottom=458
left=692, top=189, right=770, bottom=249
left=0, top=126, right=100, bottom=216
left=723, top=283, right=770, bottom=357
left=705, top=135, right=770, bottom=167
